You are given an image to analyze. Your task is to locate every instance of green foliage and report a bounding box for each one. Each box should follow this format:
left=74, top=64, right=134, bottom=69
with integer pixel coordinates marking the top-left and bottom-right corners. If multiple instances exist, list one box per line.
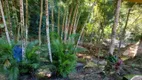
left=20, top=40, right=40, bottom=74
left=85, top=0, right=115, bottom=43
left=107, top=55, right=118, bottom=64
left=104, top=55, right=121, bottom=75
left=26, top=40, right=39, bottom=62
left=0, top=38, right=19, bottom=80
left=0, top=38, right=40, bottom=80
left=50, top=34, right=86, bottom=77
left=51, top=38, right=77, bottom=77
left=8, top=65, right=19, bottom=80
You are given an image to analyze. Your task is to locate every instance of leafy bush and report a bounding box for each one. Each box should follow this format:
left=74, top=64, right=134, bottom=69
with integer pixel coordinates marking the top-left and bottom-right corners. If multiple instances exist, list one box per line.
left=51, top=39, right=77, bottom=77
left=0, top=38, right=19, bottom=80
left=0, top=38, right=40, bottom=80
left=51, top=35, right=86, bottom=77
left=21, top=40, right=40, bottom=73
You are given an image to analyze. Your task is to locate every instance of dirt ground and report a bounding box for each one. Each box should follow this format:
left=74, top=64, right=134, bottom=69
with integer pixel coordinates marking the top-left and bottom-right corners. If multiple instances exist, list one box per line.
left=1, top=43, right=142, bottom=80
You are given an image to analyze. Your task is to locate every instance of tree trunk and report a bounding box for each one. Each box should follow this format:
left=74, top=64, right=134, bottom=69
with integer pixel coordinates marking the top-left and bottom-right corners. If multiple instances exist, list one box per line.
left=64, top=9, right=69, bottom=42
left=20, top=0, right=25, bottom=59
left=45, top=0, right=53, bottom=63
left=58, top=5, right=60, bottom=36
left=61, top=10, right=66, bottom=40
left=0, top=0, right=11, bottom=46
left=66, top=7, right=73, bottom=39
left=25, top=0, right=28, bottom=46
left=51, top=0, right=54, bottom=32
left=69, top=5, right=78, bottom=36
left=77, top=2, right=96, bottom=46
left=20, top=0, right=24, bottom=35
left=118, top=7, right=132, bottom=54
left=73, top=12, right=81, bottom=34
left=109, top=0, right=121, bottom=55
left=73, top=7, right=79, bottom=34
left=39, top=0, right=43, bottom=46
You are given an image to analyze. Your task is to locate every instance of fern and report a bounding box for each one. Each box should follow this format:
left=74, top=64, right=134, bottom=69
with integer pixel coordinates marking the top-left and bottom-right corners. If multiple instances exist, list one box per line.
left=51, top=35, right=86, bottom=77
left=0, top=38, right=40, bottom=79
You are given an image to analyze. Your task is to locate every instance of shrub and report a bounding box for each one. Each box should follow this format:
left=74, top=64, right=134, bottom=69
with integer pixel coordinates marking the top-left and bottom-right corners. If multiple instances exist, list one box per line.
left=51, top=35, right=86, bottom=77
left=0, top=38, right=40, bottom=80
left=51, top=39, right=77, bottom=77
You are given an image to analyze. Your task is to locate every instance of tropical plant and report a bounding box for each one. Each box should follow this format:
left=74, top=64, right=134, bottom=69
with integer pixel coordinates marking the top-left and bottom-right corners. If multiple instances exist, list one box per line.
left=20, top=40, right=40, bottom=74
left=0, top=38, right=40, bottom=80
left=51, top=39, right=76, bottom=77
left=0, top=38, right=19, bottom=80
left=50, top=34, right=86, bottom=77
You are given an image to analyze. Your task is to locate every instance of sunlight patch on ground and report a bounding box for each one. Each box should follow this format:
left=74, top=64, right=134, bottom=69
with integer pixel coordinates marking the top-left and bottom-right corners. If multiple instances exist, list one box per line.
left=122, top=41, right=140, bottom=59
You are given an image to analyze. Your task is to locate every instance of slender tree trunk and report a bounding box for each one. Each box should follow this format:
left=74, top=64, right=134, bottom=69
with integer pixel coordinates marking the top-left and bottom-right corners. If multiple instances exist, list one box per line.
left=73, top=11, right=80, bottom=34
left=72, top=4, right=80, bottom=35
left=66, top=7, right=73, bottom=40
left=25, top=0, right=28, bottom=46
left=69, top=5, right=78, bottom=36
left=109, top=0, right=121, bottom=55
left=51, top=0, right=54, bottom=32
left=77, top=2, right=96, bottom=46
left=39, top=0, right=43, bottom=46
left=45, top=0, right=53, bottom=63
left=20, top=0, right=24, bottom=34
left=20, top=0, right=25, bottom=59
left=118, top=7, right=132, bottom=54
left=71, top=12, right=81, bottom=42
left=0, top=0, right=11, bottom=46
left=61, top=10, right=66, bottom=40
left=58, top=5, right=60, bottom=36
left=64, top=9, right=69, bottom=42
left=5, top=0, right=13, bottom=38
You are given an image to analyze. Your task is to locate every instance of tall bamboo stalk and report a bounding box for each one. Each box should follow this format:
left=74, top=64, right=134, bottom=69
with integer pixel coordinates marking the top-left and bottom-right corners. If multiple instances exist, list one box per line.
left=20, top=0, right=25, bottom=59
left=45, top=0, right=53, bottom=63
left=58, top=5, right=60, bottom=35
left=38, top=0, right=43, bottom=46
left=51, top=0, right=54, bottom=32
left=73, top=12, right=81, bottom=34
left=73, top=8, right=79, bottom=34
left=25, top=0, right=28, bottom=45
left=66, top=7, right=73, bottom=39
left=61, top=9, right=66, bottom=40
left=0, top=0, right=11, bottom=46
left=69, top=5, right=78, bottom=36
left=20, top=0, right=24, bottom=38
left=64, top=9, right=69, bottom=42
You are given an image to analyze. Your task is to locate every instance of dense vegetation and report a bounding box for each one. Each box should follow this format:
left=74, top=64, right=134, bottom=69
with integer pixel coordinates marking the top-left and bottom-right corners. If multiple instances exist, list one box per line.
left=0, top=0, right=142, bottom=80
